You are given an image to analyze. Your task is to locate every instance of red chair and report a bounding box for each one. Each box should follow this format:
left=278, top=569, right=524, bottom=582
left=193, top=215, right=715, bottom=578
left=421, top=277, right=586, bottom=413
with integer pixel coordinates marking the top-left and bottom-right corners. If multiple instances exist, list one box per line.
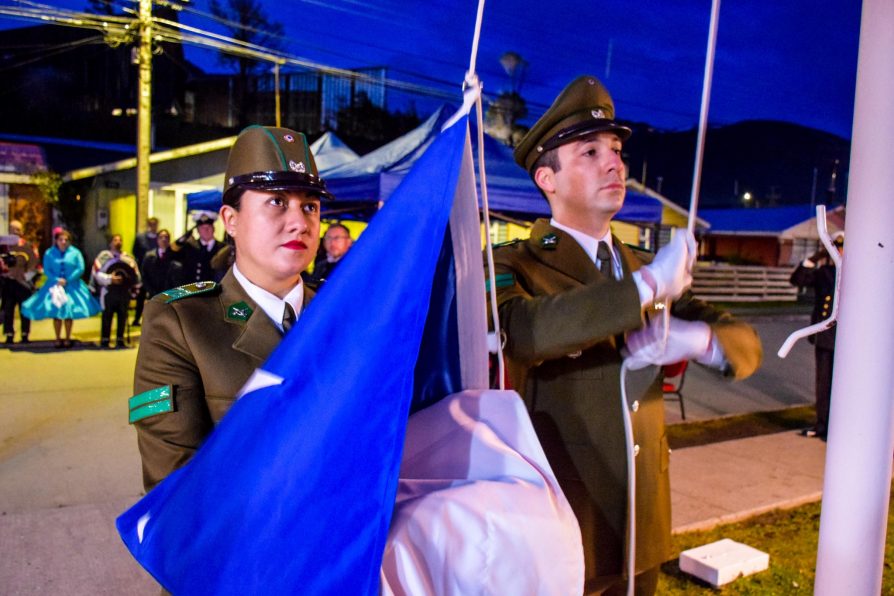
left=662, top=361, right=689, bottom=420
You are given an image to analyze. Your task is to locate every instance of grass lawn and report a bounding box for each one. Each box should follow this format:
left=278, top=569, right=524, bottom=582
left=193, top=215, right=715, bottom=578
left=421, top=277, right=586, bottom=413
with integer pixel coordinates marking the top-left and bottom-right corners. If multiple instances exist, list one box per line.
left=659, top=410, right=893, bottom=593
left=658, top=495, right=894, bottom=593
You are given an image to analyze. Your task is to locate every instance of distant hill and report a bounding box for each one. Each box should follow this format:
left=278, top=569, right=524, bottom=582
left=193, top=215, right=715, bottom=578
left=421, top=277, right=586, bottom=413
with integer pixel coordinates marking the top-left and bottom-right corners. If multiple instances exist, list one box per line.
left=620, top=120, right=850, bottom=209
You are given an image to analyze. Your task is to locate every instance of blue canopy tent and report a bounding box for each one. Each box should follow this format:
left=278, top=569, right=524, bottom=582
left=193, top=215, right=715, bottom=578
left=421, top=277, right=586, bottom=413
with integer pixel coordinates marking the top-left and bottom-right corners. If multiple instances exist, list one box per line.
left=186, top=106, right=663, bottom=224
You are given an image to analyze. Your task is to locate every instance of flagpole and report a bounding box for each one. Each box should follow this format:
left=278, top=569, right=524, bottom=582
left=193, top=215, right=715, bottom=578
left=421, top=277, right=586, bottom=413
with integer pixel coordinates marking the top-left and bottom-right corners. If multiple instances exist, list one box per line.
left=814, top=0, right=894, bottom=592
left=687, top=0, right=720, bottom=234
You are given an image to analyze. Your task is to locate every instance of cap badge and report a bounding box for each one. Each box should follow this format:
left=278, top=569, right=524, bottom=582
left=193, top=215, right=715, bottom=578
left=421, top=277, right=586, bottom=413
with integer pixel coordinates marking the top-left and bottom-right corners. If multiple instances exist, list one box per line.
left=283, top=134, right=295, bottom=143
left=289, top=160, right=306, bottom=173
left=540, top=233, right=559, bottom=250
left=591, top=109, right=606, bottom=119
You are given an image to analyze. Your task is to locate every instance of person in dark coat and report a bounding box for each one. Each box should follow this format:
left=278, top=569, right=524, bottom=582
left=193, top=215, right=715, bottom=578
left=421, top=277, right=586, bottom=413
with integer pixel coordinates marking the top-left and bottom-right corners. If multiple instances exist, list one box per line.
left=307, top=222, right=353, bottom=285
left=131, top=217, right=159, bottom=326
left=1, top=220, right=39, bottom=344
left=494, top=75, right=763, bottom=594
left=790, top=232, right=843, bottom=440
left=140, top=229, right=183, bottom=297
left=172, top=211, right=226, bottom=284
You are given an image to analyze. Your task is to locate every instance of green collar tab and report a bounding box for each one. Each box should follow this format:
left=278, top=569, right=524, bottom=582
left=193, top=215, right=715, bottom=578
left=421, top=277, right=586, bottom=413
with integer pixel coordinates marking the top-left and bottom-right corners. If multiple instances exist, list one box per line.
left=227, top=301, right=253, bottom=322
left=540, top=233, right=559, bottom=249
left=129, top=385, right=174, bottom=424
left=161, top=281, right=219, bottom=303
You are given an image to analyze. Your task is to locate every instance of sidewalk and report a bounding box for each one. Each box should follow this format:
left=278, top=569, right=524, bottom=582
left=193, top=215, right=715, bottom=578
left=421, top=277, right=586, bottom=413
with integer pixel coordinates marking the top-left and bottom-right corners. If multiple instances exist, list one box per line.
left=0, top=316, right=828, bottom=594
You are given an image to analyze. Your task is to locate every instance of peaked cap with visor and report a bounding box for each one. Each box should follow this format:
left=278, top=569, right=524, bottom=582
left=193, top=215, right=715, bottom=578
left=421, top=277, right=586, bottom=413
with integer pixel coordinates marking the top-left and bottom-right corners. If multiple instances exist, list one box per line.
left=514, top=75, right=632, bottom=173
left=223, top=125, right=334, bottom=204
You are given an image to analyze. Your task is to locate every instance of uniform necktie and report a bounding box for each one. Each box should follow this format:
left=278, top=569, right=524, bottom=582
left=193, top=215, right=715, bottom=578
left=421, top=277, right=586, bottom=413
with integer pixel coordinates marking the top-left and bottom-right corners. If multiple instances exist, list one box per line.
left=597, top=241, right=613, bottom=278
left=282, top=303, right=297, bottom=334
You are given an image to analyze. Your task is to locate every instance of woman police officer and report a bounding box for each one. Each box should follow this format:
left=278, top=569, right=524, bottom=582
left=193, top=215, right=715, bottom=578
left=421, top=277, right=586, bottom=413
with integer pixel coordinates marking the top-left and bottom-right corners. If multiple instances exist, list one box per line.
left=129, top=126, right=334, bottom=491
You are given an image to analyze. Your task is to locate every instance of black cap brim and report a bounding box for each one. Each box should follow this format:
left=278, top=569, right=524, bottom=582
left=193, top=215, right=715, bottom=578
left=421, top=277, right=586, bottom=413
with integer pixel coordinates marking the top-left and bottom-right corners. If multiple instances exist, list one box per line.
left=540, top=119, right=632, bottom=154
left=228, top=171, right=335, bottom=201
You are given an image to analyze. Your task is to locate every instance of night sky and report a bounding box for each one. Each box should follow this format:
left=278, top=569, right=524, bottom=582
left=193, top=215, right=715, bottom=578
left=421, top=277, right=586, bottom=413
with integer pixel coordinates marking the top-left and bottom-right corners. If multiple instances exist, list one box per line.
left=1, top=0, right=864, bottom=138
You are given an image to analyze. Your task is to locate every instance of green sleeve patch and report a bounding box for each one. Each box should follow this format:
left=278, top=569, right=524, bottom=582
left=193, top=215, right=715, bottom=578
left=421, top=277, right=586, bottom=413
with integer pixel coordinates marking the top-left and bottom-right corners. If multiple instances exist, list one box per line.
left=129, top=385, right=174, bottom=424
left=485, top=273, right=516, bottom=292
left=159, top=281, right=219, bottom=304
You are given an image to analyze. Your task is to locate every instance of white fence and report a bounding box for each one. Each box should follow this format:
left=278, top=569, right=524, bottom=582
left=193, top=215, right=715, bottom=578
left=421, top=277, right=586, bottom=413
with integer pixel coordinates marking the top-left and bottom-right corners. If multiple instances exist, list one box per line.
left=692, top=263, right=799, bottom=302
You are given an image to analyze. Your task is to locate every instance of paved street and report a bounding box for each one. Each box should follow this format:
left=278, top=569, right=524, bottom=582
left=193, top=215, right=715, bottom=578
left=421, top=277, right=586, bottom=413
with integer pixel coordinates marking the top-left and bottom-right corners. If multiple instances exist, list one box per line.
left=0, top=313, right=819, bottom=594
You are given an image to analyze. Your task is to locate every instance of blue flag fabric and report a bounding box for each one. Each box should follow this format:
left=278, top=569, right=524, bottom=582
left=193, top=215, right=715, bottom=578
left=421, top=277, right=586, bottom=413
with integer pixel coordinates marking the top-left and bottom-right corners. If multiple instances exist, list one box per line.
left=117, top=115, right=470, bottom=595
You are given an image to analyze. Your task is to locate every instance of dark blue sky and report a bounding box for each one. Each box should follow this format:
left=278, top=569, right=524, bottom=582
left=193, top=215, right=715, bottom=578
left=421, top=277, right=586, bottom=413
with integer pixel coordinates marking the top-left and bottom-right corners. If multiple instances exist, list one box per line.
left=2, top=0, right=863, bottom=138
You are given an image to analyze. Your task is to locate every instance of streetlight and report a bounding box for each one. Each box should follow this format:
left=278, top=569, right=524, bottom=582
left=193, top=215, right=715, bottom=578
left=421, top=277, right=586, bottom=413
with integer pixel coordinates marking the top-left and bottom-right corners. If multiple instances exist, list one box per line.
left=742, top=191, right=753, bottom=206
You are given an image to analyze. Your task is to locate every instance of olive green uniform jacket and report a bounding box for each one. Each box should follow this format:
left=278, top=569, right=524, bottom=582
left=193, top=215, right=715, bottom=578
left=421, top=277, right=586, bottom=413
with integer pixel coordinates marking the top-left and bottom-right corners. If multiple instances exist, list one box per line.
left=132, top=269, right=313, bottom=491
left=493, top=220, right=761, bottom=589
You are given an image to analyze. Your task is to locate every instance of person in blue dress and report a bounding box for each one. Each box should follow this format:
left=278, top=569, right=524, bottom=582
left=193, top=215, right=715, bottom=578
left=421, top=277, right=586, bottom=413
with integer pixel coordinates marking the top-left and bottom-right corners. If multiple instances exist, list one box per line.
left=22, top=228, right=101, bottom=348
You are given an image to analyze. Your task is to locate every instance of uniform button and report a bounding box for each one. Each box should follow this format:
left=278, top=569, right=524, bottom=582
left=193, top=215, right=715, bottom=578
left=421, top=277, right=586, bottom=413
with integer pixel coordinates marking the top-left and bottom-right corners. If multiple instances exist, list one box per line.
left=568, top=350, right=582, bottom=359
left=633, top=444, right=640, bottom=457
left=631, top=400, right=640, bottom=412
left=824, top=296, right=832, bottom=302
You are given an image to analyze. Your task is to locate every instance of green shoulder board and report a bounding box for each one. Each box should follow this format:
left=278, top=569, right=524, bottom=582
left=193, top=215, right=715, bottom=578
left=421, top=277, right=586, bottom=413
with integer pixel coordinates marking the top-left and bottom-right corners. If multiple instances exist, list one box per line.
left=157, top=281, right=220, bottom=303
left=485, top=272, right=516, bottom=292
left=128, top=385, right=174, bottom=424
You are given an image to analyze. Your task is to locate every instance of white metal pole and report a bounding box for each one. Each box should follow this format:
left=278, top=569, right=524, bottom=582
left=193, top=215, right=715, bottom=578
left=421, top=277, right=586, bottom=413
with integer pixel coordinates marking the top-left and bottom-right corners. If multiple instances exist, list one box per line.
left=814, top=1, right=894, bottom=593
left=687, top=0, right=720, bottom=234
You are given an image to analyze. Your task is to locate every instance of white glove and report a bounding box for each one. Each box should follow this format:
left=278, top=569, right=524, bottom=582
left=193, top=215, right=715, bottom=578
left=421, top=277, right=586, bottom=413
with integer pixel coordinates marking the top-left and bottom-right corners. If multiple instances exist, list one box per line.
left=622, top=316, right=712, bottom=371
left=640, top=231, right=696, bottom=302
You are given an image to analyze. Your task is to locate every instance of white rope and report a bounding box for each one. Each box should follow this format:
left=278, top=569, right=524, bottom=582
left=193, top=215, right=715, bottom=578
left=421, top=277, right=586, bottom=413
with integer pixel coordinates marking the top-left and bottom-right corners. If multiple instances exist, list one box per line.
left=474, top=81, right=506, bottom=389
left=460, top=0, right=505, bottom=389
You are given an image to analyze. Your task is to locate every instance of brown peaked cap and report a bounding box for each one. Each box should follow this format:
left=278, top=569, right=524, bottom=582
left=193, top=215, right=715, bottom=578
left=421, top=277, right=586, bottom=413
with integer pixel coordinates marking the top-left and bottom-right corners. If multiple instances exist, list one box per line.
left=514, top=75, right=632, bottom=173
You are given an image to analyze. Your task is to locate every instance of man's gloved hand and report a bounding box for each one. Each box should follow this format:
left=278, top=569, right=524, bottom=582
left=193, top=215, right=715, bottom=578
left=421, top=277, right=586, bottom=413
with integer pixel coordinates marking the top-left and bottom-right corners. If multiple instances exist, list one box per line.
left=640, top=231, right=696, bottom=302
left=622, top=316, right=712, bottom=371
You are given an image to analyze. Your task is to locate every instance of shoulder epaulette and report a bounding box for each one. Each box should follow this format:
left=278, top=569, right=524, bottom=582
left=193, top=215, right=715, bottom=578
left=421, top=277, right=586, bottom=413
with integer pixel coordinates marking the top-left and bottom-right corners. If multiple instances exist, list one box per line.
left=493, top=238, right=524, bottom=249
left=157, top=281, right=220, bottom=303
left=623, top=243, right=653, bottom=255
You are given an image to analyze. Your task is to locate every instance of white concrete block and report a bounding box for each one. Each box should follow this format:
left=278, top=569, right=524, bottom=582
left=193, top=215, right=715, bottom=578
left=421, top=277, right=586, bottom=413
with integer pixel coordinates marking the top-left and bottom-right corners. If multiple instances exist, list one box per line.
left=679, top=538, right=769, bottom=586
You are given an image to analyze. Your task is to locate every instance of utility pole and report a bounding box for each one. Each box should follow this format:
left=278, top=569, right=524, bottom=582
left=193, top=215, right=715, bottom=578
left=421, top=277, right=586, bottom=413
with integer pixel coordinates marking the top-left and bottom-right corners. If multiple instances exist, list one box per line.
left=136, top=0, right=153, bottom=231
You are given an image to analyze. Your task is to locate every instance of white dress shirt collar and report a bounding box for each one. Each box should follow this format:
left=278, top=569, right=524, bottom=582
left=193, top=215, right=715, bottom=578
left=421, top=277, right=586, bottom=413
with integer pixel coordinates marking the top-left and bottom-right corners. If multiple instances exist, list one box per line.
left=550, top=219, right=619, bottom=277
left=232, top=264, right=305, bottom=333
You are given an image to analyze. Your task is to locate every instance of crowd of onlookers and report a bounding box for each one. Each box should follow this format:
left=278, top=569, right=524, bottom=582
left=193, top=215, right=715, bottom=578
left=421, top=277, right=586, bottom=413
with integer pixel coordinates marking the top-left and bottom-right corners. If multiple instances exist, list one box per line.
left=0, top=215, right=353, bottom=350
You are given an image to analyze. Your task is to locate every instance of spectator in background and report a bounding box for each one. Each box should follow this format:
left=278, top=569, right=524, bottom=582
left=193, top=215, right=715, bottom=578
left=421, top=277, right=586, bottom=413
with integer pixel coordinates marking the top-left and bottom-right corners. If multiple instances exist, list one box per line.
left=91, top=234, right=141, bottom=349
left=22, top=228, right=101, bottom=348
left=131, top=217, right=159, bottom=326
left=141, top=229, right=183, bottom=297
left=173, top=212, right=226, bottom=283
left=790, top=231, right=843, bottom=441
left=308, top=223, right=353, bottom=285
left=1, top=220, right=39, bottom=344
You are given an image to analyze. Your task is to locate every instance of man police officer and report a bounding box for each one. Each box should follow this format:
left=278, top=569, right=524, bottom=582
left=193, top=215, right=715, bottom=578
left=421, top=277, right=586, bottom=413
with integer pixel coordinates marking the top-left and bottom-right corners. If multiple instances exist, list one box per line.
left=130, top=125, right=333, bottom=491
left=492, top=76, right=762, bottom=594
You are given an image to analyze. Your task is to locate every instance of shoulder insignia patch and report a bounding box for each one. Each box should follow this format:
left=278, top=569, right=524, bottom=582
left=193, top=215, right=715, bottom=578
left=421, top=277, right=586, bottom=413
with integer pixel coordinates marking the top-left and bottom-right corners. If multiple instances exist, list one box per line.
left=226, top=300, right=253, bottom=322
left=159, top=281, right=219, bottom=303
left=485, top=273, right=516, bottom=292
left=129, top=385, right=174, bottom=424
left=540, top=233, right=559, bottom=250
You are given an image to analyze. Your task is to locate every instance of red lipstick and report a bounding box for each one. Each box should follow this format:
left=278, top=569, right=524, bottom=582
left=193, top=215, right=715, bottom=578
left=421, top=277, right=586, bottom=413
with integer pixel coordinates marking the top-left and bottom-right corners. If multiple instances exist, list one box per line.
left=282, top=240, right=308, bottom=250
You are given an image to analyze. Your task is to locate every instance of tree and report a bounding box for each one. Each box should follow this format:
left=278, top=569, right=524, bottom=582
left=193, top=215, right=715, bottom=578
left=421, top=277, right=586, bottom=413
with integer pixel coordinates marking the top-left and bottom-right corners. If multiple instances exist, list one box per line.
left=334, top=92, right=420, bottom=154
left=208, top=0, right=284, bottom=128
